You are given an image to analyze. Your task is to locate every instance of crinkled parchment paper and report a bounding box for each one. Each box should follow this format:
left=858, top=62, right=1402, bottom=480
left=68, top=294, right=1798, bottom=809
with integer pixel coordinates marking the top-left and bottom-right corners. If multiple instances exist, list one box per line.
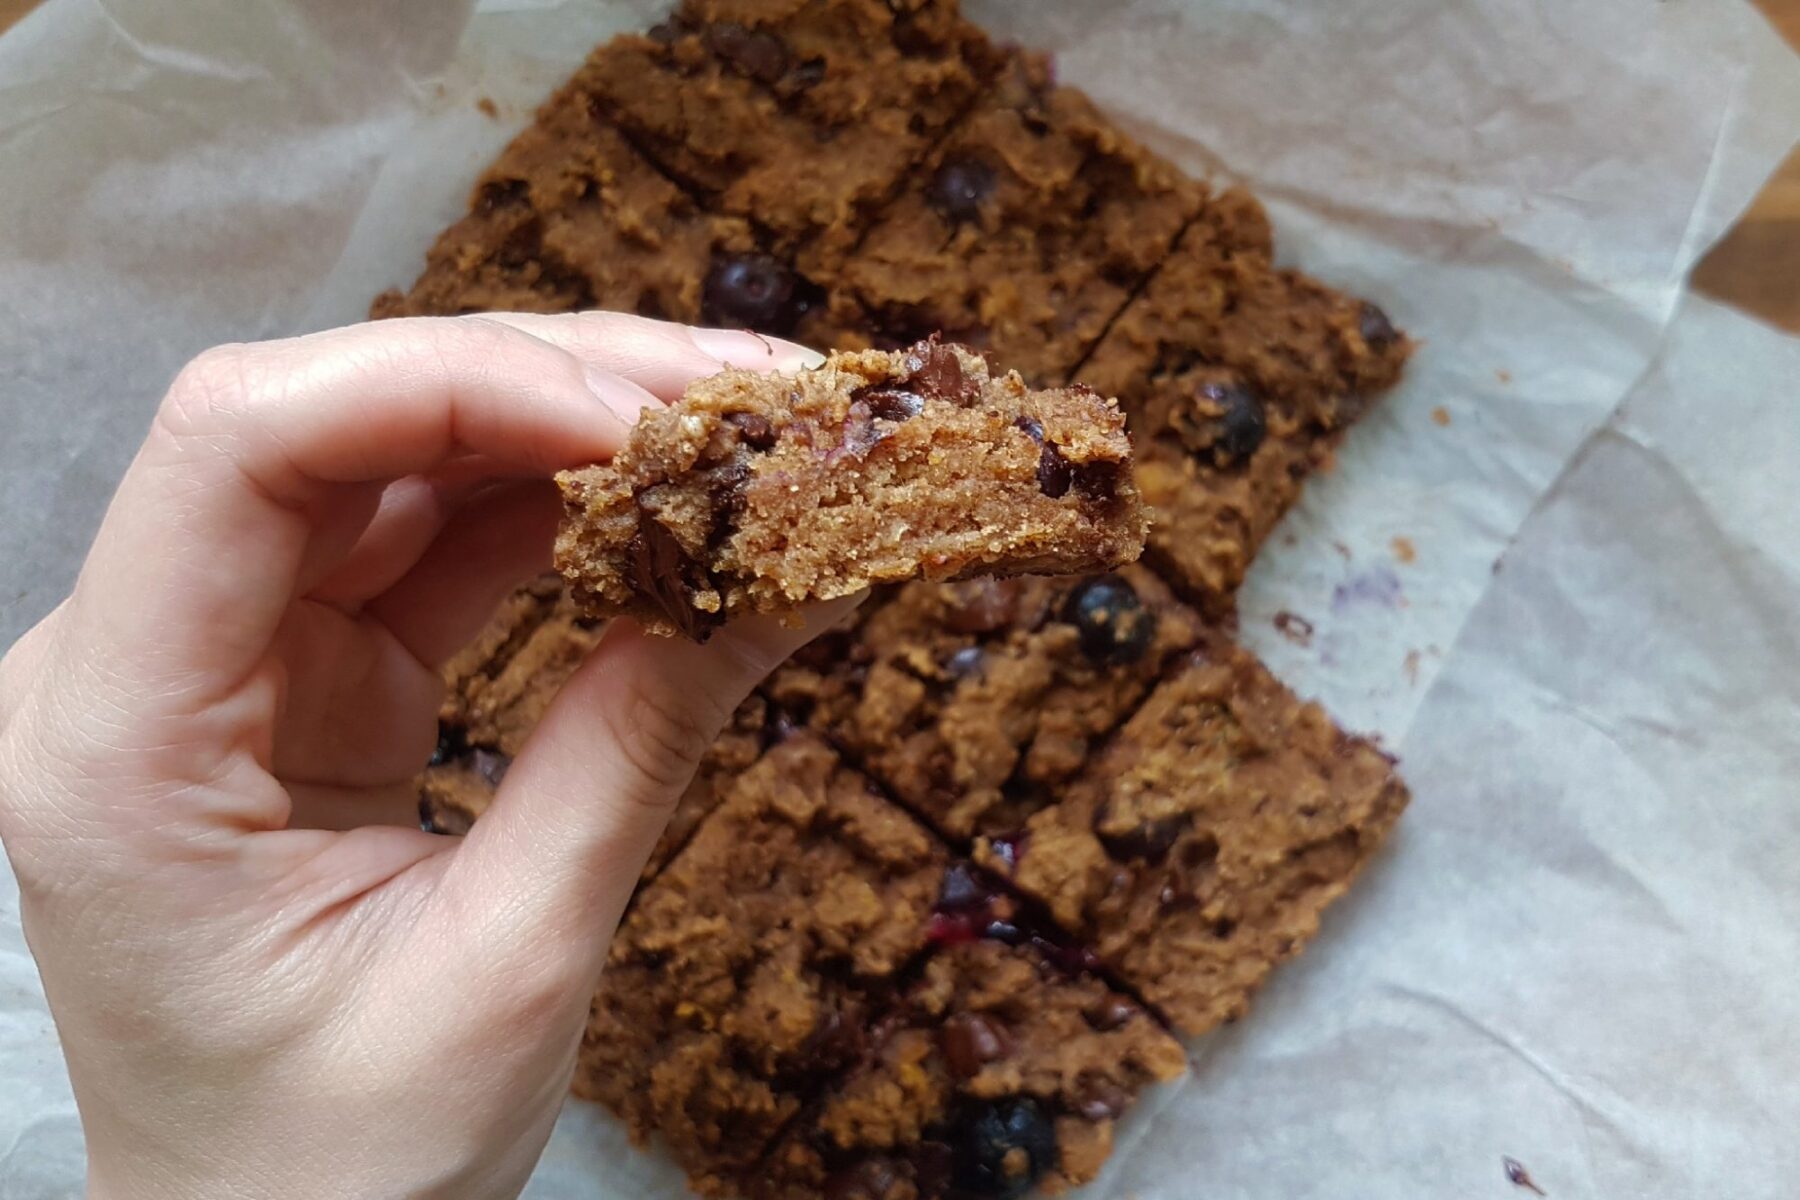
left=1, top=1, right=1797, bottom=1195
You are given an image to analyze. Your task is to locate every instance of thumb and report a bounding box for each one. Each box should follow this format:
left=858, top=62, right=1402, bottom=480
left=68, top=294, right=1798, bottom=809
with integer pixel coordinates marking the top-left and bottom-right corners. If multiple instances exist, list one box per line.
left=442, top=595, right=861, bottom=975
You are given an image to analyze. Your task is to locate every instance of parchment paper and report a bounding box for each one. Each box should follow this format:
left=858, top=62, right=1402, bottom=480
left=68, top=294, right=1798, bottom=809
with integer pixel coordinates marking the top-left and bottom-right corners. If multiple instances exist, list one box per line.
left=2, top=1, right=1798, bottom=1196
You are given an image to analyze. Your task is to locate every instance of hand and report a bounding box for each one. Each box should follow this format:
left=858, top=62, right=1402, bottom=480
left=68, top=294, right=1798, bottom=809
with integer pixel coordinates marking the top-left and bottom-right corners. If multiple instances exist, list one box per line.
left=0, top=312, right=854, bottom=1200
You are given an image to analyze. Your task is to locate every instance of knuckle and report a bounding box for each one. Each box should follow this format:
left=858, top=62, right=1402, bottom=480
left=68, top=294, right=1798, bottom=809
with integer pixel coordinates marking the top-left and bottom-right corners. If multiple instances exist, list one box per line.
left=160, top=343, right=257, bottom=438
left=597, top=673, right=723, bottom=807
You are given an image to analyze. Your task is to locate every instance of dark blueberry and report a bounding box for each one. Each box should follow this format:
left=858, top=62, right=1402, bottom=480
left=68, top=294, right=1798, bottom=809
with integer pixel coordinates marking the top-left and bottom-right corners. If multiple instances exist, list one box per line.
left=941, top=1012, right=1011, bottom=1079
left=823, top=1159, right=903, bottom=1200
left=1012, top=415, right=1044, bottom=443
left=928, top=154, right=997, bottom=224
left=1060, top=576, right=1155, bottom=666
left=1358, top=302, right=1399, bottom=350
left=802, top=1008, right=865, bottom=1072
left=430, top=721, right=468, bottom=767
left=1029, top=935, right=1104, bottom=977
left=1199, top=381, right=1265, bottom=460
left=706, top=23, right=789, bottom=84
left=855, top=383, right=926, bottom=422
left=702, top=253, right=804, bottom=335
left=937, top=863, right=989, bottom=913
left=981, top=919, right=1023, bottom=945
left=944, top=645, right=986, bottom=678
left=1083, top=995, right=1140, bottom=1032
left=1014, top=414, right=1074, bottom=497
left=951, top=1098, right=1057, bottom=1199
left=724, top=411, right=776, bottom=449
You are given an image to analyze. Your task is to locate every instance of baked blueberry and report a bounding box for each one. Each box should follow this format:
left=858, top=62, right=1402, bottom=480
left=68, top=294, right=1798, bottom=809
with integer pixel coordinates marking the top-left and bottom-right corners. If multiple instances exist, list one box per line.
left=950, top=1097, right=1057, bottom=1199
left=1200, top=381, right=1265, bottom=460
left=702, top=253, right=805, bottom=334
left=1358, top=301, right=1399, bottom=350
left=1060, top=576, right=1155, bottom=666
left=929, top=155, right=998, bottom=224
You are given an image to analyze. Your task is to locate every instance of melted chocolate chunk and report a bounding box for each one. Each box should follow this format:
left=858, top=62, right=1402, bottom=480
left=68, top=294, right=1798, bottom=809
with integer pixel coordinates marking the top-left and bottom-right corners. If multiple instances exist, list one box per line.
left=1358, top=301, right=1400, bottom=351
left=724, top=411, right=776, bottom=450
left=705, top=23, right=788, bottom=84
left=854, top=383, right=927, bottom=423
left=928, top=154, right=998, bottom=224
left=941, top=1013, right=1011, bottom=1080
left=702, top=253, right=809, bottom=335
left=902, top=335, right=974, bottom=404
left=626, top=510, right=720, bottom=642
left=1012, top=415, right=1074, bottom=498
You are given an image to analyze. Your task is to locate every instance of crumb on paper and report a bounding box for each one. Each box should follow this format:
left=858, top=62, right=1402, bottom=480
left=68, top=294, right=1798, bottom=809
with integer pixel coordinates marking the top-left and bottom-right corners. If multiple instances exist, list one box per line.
left=1403, top=648, right=1421, bottom=684
left=1431, top=405, right=1452, bottom=426
left=1503, top=1156, right=1547, bottom=1195
left=1495, top=368, right=1513, bottom=384
left=1273, top=611, right=1314, bottom=647
left=1391, top=536, right=1416, bottom=564
left=476, top=96, right=499, bottom=119
left=1332, top=540, right=1352, bottom=560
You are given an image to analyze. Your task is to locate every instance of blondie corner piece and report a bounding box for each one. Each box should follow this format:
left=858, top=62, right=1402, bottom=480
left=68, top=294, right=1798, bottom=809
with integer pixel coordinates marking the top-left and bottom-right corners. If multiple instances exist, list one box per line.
left=554, top=338, right=1149, bottom=640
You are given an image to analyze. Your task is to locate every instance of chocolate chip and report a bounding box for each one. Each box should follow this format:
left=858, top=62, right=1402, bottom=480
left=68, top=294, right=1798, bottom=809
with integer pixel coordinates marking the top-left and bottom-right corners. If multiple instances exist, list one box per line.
left=902, top=335, right=973, bottom=404
left=929, top=154, right=997, bottom=224
left=941, top=1012, right=1011, bottom=1079
left=1358, top=302, right=1399, bottom=350
left=706, top=23, right=788, bottom=84
left=1013, top=414, right=1074, bottom=497
left=854, top=383, right=926, bottom=422
left=823, top=1159, right=904, bottom=1200
left=1198, top=381, right=1266, bottom=460
left=1098, top=813, right=1188, bottom=864
left=626, top=509, right=720, bottom=642
left=1060, top=576, right=1156, bottom=666
left=944, top=645, right=986, bottom=678
left=1083, top=995, right=1139, bottom=1032
left=941, top=579, right=1022, bottom=634
left=702, top=253, right=808, bottom=335
left=724, top=411, right=776, bottom=450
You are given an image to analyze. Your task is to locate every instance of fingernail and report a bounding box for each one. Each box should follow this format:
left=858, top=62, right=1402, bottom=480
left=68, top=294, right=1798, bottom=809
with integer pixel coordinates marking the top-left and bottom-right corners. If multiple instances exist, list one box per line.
left=689, top=327, right=825, bottom=373
left=584, top=363, right=660, bottom=424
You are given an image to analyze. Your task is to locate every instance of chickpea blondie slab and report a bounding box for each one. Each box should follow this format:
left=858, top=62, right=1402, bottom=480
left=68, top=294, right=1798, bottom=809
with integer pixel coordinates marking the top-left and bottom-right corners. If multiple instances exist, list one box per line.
left=1074, top=198, right=1412, bottom=615
left=974, top=634, right=1409, bottom=1036
left=830, top=50, right=1207, bottom=385
left=765, top=567, right=1199, bottom=841
left=554, top=340, right=1148, bottom=640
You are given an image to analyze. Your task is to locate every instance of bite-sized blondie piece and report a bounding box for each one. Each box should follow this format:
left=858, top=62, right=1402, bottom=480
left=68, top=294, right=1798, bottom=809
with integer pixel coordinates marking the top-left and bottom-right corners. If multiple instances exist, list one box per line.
left=371, top=60, right=859, bottom=346
left=420, top=578, right=775, bottom=880
left=584, top=1, right=998, bottom=274
left=833, top=51, right=1205, bottom=383
left=555, top=339, right=1148, bottom=640
left=766, top=565, right=1198, bottom=840
left=576, top=735, right=949, bottom=1193
left=1076, top=198, right=1411, bottom=614
left=759, top=927, right=1186, bottom=1200
left=975, top=635, right=1409, bottom=1036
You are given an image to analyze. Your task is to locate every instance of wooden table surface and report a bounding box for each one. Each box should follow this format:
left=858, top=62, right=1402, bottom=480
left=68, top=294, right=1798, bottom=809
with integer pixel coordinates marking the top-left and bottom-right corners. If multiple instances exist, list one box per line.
left=1, top=0, right=1794, bottom=333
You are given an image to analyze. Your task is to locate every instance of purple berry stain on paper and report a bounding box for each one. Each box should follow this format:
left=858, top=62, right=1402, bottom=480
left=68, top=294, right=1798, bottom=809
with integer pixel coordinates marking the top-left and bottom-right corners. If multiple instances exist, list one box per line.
left=1331, top=565, right=1404, bottom=615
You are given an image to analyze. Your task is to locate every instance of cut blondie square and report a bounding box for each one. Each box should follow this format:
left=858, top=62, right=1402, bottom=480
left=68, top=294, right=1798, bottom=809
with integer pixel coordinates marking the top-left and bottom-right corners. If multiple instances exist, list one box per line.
left=975, top=634, right=1409, bottom=1036
left=1075, top=197, right=1411, bottom=614
left=554, top=339, right=1148, bottom=640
